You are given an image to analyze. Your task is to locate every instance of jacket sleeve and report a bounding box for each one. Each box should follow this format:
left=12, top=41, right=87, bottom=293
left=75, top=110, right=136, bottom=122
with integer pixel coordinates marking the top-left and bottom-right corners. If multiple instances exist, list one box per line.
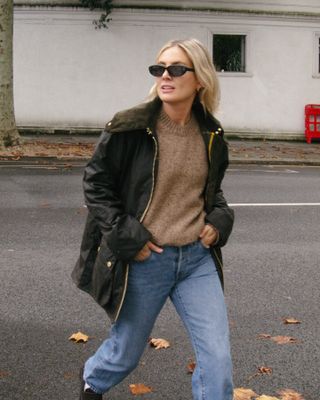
left=83, top=131, right=152, bottom=261
left=205, top=139, right=234, bottom=247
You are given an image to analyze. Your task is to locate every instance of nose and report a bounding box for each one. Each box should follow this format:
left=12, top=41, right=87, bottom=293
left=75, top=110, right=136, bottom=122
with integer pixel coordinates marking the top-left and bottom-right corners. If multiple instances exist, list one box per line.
left=162, top=69, right=172, bottom=79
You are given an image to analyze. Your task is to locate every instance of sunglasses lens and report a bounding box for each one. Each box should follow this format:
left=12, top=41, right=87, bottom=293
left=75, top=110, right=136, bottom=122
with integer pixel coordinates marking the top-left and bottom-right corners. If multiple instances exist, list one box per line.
left=167, top=66, right=186, bottom=77
left=148, top=65, right=192, bottom=77
left=149, top=65, right=165, bottom=77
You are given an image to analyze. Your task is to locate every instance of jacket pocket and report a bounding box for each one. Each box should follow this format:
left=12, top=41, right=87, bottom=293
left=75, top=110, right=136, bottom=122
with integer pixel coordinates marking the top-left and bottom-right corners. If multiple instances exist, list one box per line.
left=96, top=236, right=117, bottom=270
left=91, top=236, right=118, bottom=310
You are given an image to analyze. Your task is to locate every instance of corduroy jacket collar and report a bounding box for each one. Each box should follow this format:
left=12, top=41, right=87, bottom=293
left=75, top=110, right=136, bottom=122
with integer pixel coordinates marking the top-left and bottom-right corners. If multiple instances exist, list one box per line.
left=105, top=97, right=222, bottom=135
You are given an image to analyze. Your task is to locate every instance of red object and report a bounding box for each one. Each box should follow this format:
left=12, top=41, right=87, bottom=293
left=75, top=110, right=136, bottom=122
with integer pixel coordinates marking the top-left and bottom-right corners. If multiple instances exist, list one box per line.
left=305, top=104, right=320, bottom=144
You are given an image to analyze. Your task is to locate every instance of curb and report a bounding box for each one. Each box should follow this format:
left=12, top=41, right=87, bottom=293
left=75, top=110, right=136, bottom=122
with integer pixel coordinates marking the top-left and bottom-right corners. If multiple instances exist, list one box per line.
left=0, top=156, right=88, bottom=167
left=230, top=159, right=320, bottom=166
left=1, top=156, right=320, bottom=167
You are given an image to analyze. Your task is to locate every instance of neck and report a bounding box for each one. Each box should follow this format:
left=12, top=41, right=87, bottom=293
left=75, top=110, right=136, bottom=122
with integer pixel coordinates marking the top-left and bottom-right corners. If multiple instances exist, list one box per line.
left=162, top=102, right=193, bottom=126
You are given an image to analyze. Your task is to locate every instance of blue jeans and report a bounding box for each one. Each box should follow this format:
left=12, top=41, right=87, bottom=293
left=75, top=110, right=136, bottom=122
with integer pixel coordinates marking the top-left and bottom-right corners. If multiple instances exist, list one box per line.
left=84, top=240, right=233, bottom=400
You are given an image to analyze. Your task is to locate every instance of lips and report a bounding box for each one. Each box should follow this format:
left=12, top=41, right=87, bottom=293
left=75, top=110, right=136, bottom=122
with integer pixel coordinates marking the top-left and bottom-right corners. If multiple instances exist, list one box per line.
left=161, top=85, right=175, bottom=92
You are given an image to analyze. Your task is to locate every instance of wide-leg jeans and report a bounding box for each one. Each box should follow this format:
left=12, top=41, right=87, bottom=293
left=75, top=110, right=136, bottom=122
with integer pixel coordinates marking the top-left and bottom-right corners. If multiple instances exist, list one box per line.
left=84, top=240, right=233, bottom=400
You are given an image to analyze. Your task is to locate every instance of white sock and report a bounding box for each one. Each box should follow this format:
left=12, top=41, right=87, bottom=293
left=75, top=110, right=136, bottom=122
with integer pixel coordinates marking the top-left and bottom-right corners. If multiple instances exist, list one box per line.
left=84, top=383, right=92, bottom=392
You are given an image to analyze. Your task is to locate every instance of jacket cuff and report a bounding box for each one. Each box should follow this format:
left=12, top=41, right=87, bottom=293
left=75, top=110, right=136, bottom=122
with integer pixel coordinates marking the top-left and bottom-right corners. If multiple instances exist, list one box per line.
left=205, top=207, right=234, bottom=247
left=107, top=214, right=152, bottom=261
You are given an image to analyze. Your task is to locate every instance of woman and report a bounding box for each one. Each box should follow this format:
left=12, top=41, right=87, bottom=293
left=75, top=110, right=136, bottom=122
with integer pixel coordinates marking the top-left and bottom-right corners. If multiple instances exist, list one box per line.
left=72, top=38, right=234, bottom=400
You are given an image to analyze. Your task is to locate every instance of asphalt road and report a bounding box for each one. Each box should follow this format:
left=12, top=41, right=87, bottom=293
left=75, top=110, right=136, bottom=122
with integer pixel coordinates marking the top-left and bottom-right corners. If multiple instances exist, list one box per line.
left=0, top=164, right=319, bottom=400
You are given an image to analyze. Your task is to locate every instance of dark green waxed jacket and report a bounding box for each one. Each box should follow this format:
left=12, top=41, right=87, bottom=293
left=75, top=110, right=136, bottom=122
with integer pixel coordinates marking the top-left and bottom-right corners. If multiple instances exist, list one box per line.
left=72, top=97, right=234, bottom=322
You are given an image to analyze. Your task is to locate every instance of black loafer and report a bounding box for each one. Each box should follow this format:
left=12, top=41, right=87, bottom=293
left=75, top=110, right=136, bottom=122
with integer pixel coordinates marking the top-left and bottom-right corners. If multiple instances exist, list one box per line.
left=79, top=367, right=103, bottom=400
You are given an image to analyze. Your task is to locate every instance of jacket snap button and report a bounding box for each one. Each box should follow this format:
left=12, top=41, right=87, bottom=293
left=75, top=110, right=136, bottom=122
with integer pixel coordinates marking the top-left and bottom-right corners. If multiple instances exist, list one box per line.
left=107, top=261, right=112, bottom=268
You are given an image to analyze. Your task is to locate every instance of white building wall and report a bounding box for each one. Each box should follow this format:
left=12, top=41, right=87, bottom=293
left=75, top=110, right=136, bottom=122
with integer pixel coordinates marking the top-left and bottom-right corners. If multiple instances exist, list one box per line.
left=13, top=5, right=320, bottom=138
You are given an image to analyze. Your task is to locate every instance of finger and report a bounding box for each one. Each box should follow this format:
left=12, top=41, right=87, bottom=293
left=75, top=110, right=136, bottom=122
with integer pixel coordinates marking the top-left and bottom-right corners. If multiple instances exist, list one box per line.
left=134, top=244, right=149, bottom=261
left=199, top=226, right=207, bottom=238
left=136, top=249, right=151, bottom=261
left=204, top=234, right=218, bottom=247
left=147, top=241, right=163, bottom=253
left=199, top=224, right=212, bottom=238
left=201, top=228, right=218, bottom=245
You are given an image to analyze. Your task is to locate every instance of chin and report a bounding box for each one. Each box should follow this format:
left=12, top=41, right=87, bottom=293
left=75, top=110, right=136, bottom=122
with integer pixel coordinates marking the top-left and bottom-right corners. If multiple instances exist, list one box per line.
left=159, top=94, right=178, bottom=104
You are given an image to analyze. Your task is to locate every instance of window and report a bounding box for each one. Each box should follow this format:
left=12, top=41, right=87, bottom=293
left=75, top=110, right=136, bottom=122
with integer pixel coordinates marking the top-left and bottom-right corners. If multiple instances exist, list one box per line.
left=318, top=36, right=320, bottom=74
left=213, top=34, right=246, bottom=73
left=314, top=33, right=320, bottom=77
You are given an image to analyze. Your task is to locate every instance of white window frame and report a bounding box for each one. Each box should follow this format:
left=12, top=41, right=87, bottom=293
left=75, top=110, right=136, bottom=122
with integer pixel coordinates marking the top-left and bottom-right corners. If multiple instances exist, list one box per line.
left=210, top=30, right=252, bottom=78
left=313, top=32, right=320, bottom=78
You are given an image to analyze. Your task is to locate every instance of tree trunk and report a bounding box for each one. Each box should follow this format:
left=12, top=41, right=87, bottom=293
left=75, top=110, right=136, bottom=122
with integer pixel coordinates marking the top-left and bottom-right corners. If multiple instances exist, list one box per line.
left=0, top=0, right=20, bottom=148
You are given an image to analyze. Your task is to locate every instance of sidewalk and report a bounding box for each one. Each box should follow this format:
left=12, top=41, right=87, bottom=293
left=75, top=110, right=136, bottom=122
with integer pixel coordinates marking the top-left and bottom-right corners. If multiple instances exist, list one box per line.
left=228, top=138, right=320, bottom=165
left=1, top=134, right=320, bottom=166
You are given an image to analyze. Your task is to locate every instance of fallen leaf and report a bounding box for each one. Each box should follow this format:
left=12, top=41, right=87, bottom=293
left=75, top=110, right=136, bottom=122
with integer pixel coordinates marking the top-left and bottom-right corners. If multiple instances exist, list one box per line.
left=247, top=366, right=273, bottom=381
left=63, top=371, right=76, bottom=380
left=257, top=333, right=272, bottom=340
left=129, top=383, right=153, bottom=395
left=39, top=202, right=51, bottom=208
left=256, top=396, right=280, bottom=400
left=149, top=337, right=170, bottom=349
left=68, top=331, right=89, bottom=343
left=0, top=370, right=11, bottom=378
left=258, top=366, right=273, bottom=375
left=283, top=318, right=301, bottom=325
left=278, top=389, right=305, bottom=400
left=270, top=336, right=299, bottom=345
left=257, top=333, right=299, bottom=345
left=187, top=361, right=196, bottom=374
left=233, top=387, right=257, bottom=400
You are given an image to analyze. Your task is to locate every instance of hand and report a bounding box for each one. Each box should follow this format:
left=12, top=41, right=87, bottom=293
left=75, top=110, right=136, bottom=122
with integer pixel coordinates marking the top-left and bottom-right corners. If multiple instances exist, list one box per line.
left=134, top=241, right=163, bottom=261
left=199, top=224, right=219, bottom=248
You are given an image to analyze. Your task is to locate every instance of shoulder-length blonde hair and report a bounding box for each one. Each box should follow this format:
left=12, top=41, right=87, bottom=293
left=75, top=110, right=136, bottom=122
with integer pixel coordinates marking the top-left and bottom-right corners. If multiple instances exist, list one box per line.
left=148, top=38, right=220, bottom=115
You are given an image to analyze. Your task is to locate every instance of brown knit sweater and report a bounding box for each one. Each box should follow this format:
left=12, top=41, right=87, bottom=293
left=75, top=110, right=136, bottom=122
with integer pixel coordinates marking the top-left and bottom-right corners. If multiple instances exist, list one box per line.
left=142, top=109, right=208, bottom=246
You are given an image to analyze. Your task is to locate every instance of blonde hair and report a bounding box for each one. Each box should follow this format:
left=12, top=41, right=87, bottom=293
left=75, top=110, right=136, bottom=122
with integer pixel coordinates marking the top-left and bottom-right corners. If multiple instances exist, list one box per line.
left=148, top=38, right=220, bottom=115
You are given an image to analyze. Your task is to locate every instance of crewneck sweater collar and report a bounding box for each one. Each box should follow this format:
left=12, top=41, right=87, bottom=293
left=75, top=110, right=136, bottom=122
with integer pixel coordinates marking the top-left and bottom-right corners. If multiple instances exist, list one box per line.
left=158, top=108, right=198, bottom=136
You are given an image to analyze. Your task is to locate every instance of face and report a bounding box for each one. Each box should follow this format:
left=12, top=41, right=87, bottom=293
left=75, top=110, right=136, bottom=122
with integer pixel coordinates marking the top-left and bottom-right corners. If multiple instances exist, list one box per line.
left=155, top=46, right=201, bottom=109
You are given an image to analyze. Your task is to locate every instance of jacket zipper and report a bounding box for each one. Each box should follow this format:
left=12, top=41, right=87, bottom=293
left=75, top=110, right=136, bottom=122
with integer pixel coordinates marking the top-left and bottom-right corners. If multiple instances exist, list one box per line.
left=139, top=129, right=158, bottom=222
left=204, top=131, right=215, bottom=207
left=114, top=127, right=158, bottom=322
left=208, top=131, right=215, bottom=161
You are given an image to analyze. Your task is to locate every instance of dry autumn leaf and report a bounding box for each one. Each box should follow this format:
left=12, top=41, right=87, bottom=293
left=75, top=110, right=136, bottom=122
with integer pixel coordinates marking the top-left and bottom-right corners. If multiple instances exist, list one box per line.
left=270, top=336, right=299, bottom=345
left=257, top=334, right=272, bottom=340
left=149, top=337, right=170, bottom=349
left=63, top=371, right=76, bottom=380
left=257, top=334, right=299, bottom=345
left=129, top=383, right=153, bottom=395
left=248, top=366, right=273, bottom=381
left=278, top=389, right=305, bottom=400
left=233, top=387, right=257, bottom=400
left=0, top=370, right=11, bottom=378
left=283, top=318, right=301, bottom=325
left=187, top=361, right=196, bottom=374
left=39, top=202, right=51, bottom=208
left=258, top=366, right=273, bottom=375
left=69, top=331, right=89, bottom=343
left=256, top=396, right=280, bottom=400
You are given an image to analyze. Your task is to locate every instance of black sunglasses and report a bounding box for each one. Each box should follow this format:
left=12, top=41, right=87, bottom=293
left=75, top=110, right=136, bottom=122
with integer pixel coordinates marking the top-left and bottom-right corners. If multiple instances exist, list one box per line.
left=148, top=64, right=195, bottom=77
